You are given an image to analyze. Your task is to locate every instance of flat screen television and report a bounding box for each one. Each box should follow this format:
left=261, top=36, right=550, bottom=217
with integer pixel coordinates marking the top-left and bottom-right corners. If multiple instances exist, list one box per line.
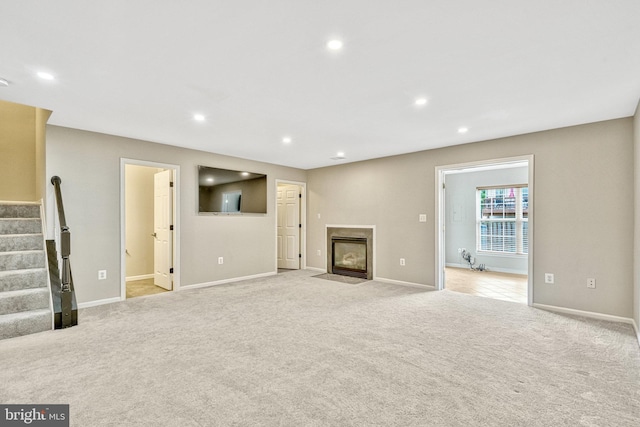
left=198, top=166, right=267, bottom=214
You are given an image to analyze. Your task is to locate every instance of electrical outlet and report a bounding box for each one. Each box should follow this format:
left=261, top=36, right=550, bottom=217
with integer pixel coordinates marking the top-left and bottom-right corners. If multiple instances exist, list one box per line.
left=400, top=258, right=406, bottom=266
left=316, top=250, right=321, bottom=256
left=218, top=257, right=224, bottom=265
left=419, top=214, right=427, bottom=222
left=458, top=248, right=462, bottom=253
left=587, top=278, right=596, bottom=289
left=98, top=270, right=107, bottom=280
left=545, top=273, right=554, bottom=284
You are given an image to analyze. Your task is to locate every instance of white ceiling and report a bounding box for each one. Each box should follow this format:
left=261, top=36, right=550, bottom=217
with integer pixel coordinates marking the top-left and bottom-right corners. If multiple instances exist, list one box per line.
left=1, top=1, right=639, bottom=169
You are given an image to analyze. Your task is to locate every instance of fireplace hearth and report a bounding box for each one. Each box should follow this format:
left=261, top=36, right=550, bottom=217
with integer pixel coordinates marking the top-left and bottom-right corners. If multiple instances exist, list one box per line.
left=327, top=227, right=374, bottom=280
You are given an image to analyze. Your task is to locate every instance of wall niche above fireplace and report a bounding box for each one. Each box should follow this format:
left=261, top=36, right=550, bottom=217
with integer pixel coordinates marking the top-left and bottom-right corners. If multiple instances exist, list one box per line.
left=327, top=226, right=374, bottom=280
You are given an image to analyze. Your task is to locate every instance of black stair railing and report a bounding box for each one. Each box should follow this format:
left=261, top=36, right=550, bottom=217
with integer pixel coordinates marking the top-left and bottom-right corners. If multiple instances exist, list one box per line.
left=51, top=176, right=76, bottom=328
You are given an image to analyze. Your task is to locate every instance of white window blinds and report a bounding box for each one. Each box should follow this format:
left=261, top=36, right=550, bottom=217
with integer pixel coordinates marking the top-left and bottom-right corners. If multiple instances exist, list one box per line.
left=477, top=186, right=528, bottom=255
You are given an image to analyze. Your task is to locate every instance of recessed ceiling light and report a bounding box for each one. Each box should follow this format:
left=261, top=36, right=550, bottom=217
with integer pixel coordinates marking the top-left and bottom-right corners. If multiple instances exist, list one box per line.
left=282, top=137, right=292, bottom=144
left=37, top=71, right=55, bottom=81
left=241, top=172, right=249, bottom=177
left=414, top=97, right=428, bottom=107
left=327, top=39, right=344, bottom=51
left=458, top=127, right=469, bottom=134
left=331, top=151, right=346, bottom=160
left=0, top=78, right=8, bottom=87
left=194, top=114, right=205, bottom=122
left=206, top=177, right=214, bottom=183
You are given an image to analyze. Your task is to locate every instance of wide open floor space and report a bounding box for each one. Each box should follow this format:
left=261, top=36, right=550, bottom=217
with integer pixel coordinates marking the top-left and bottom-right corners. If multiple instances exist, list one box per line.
left=1, top=270, right=637, bottom=425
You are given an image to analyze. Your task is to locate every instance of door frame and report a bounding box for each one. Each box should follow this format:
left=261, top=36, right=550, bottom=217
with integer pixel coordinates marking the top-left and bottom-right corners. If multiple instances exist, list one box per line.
left=435, top=155, right=534, bottom=306
left=120, top=158, right=181, bottom=299
left=275, top=179, right=307, bottom=272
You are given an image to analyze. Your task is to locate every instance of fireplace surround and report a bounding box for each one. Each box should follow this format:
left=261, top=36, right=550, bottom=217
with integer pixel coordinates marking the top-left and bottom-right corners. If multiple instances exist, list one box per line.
left=327, top=226, right=374, bottom=280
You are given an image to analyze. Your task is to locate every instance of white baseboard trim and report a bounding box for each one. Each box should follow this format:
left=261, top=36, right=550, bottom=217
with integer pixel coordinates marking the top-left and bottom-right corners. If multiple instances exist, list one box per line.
left=375, top=276, right=435, bottom=290
left=78, top=297, right=122, bottom=309
left=182, top=271, right=277, bottom=290
left=446, top=262, right=527, bottom=276
left=533, top=303, right=635, bottom=325
left=305, top=267, right=326, bottom=273
left=0, top=200, right=41, bottom=205
left=446, top=262, right=469, bottom=269
left=126, top=274, right=154, bottom=281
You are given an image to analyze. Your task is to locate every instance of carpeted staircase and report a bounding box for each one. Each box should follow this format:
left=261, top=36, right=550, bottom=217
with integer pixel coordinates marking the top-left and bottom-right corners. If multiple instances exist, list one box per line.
left=0, top=203, right=52, bottom=340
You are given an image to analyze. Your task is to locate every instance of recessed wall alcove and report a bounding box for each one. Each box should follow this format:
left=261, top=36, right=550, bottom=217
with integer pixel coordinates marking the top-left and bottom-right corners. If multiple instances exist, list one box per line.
left=326, top=226, right=374, bottom=280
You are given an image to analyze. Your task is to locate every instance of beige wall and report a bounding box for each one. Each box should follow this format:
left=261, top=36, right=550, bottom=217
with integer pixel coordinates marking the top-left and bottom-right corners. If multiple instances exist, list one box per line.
left=308, top=118, right=634, bottom=318
left=34, top=108, right=51, bottom=200
left=45, top=117, right=636, bottom=319
left=634, top=99, right=640, bottom=333
left=46, top=125, right=307, bottom=304
left=125, top=165, right=159, bottom=278
left=0, top=100, right=50, bottom=201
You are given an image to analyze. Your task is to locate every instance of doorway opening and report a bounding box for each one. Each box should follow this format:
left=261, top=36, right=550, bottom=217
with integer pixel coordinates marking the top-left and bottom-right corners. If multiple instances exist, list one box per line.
left=435, top=156, right=534, bottom=305
left=120, top=159, right=180, bottom=299
left=276, top=180, right=306, bottom=273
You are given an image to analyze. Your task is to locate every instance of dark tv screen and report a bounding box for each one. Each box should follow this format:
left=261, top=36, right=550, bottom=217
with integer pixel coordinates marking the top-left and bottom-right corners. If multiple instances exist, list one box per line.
left=198, top=166, right=267, bottom=214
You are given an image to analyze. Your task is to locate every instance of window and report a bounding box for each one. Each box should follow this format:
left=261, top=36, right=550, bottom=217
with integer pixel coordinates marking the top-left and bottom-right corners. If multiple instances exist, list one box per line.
left=477, top=186, right=528, bottom=255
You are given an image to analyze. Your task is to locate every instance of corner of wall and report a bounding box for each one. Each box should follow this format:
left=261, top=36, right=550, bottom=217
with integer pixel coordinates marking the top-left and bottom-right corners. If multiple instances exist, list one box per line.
left=35, top=108, right=52, bottom=201
left=633, top=97, right=640, bottom=342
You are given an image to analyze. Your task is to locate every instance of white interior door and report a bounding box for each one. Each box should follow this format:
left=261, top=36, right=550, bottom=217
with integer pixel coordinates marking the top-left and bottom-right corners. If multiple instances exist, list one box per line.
left=154, top=170, right=173, bottom=290
left=277, top=185, right=300, bottom=269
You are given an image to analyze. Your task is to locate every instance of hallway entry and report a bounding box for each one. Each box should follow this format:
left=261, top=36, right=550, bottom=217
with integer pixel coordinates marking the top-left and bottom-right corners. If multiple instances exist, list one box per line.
left=121, top=160, right=180, bottom=299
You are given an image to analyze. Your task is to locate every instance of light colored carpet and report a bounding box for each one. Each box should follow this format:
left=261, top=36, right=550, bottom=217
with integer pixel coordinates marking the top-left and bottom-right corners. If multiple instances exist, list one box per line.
left=313, top=273, right=369, bottom=284
left=1, top=269, right=638, bottom=426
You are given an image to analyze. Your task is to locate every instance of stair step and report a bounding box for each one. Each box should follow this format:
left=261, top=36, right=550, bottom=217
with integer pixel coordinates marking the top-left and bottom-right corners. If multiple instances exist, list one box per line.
left=0, top=204, right=40, bottom=219
left=0, top=234, right=43, bottom=252
left=0, top=268, right=47, bottom=292
left=0, top=288, right=50, bottom=315
left=0, top=218, right=42, bottom=235
left=0, top=251, right=46, bottom=271
left=0, top=204, right=55, bottom=340
left=0, top=309, right=51, bottom=340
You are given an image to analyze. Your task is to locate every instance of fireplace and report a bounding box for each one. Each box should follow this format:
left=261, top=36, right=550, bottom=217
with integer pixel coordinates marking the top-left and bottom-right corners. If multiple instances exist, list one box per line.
left=327, top=226, right=374, bottom=280
left=332, top=237, right=367, bottom=278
